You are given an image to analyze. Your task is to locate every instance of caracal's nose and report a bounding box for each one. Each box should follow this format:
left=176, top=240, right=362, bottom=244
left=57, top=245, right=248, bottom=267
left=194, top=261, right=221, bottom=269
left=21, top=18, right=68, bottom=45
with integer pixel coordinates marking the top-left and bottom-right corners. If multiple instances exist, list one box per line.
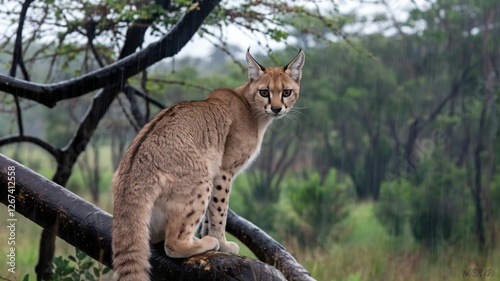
left=271, top=106, right=282, bottom=114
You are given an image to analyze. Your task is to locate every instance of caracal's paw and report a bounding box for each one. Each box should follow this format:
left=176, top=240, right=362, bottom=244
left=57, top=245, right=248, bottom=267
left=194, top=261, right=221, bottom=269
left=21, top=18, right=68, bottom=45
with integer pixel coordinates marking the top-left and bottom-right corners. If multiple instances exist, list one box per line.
left=164, top=236, right=220, bottom=258
left=201, top=236, right=221, bottom=252
left=218, top=241, right=239, bottom=255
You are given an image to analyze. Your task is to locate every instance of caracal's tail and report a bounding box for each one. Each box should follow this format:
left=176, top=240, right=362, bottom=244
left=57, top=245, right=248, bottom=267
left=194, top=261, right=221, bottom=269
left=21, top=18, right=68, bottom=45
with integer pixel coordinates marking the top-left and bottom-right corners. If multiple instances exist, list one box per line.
left=112, top=183, right=156, bottom=281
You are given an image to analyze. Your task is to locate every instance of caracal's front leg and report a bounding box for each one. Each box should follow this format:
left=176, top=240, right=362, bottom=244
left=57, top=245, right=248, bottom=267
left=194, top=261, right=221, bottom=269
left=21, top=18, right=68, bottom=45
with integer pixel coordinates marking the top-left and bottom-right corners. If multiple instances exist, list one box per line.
left=202, top=170, right=239, bottom=254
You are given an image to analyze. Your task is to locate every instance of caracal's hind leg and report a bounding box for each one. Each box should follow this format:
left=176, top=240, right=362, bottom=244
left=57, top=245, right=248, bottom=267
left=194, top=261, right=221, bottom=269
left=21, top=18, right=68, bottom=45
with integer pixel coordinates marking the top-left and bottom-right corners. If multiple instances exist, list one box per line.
left=164, top=180, right=219, bottom=258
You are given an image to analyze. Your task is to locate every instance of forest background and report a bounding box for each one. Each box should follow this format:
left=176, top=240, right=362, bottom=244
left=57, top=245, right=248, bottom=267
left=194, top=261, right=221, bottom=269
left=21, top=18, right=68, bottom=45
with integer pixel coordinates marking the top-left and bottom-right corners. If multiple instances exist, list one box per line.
left=0, top=0, right=499, bottom=280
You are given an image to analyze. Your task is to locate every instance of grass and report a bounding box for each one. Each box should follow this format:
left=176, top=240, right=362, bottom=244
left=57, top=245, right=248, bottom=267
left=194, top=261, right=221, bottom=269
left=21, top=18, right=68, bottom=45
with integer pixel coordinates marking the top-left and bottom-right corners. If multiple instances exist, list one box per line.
left=338, top=202, right=391, bottom=246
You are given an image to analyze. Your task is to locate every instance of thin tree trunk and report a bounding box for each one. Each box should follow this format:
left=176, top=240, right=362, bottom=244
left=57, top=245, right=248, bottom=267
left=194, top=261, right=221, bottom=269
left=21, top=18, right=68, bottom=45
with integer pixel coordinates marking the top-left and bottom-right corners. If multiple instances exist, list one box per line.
left=475, top=9, right=496, bottom=249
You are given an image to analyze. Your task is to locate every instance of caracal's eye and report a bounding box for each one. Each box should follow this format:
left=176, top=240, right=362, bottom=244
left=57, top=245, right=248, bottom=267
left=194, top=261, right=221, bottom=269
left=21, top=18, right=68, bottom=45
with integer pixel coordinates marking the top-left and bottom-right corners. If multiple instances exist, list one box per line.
left=259, top=89, right=270, bottom=98
left=282, top=89, right=292, bottom=97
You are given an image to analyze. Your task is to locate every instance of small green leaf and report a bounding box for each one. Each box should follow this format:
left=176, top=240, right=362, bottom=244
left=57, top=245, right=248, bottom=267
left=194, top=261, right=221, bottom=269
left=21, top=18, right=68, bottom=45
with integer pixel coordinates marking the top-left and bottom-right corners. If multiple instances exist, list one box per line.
left=60, top=266, right=75, bottom=276
left=68, top=255, right=77, bottom=263
left=81, top=260, right=94, bottom=270
left=85, top=271, right=97, bottom=281
left=76, top=249, right=87, bottom=260
left=267, top=28, right=288, bottom=41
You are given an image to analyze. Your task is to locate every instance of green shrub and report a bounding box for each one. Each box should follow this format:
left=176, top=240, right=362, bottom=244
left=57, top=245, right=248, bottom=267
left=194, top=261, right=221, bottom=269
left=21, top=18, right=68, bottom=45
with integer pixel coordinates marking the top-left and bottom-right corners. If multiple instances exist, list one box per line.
left=376, top=180, right=412, bottom=237
left=44, top=248, right=111, bottom=281
left=278, top=169, right=354, bottom=247
left=377, top=152, right=469, bottom=248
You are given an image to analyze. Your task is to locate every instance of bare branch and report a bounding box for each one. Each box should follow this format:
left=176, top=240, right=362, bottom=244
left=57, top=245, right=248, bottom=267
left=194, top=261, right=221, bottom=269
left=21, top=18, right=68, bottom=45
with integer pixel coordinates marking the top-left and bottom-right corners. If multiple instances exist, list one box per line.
left=380, top=0, right=405, bottom=37
left=200, top=27, right=246, bottom=73
left=125, top=84, right=167, bottom=109
left=117, top=91, right=141, bottom=131
left=403, top=66, right=474, bottom=167
left=10, top=0, right=33, bottom=81
left=123, top=85, right=147, bottom=127
left=141, top=69, right=151, bottom=120
left=12, top=96, right=23, bottom=136
left=9, top=0, right=35, bottom=136
left=227, top=210, right=316, bottom=281
left=89, top=40, right=106, bottom=68
left=0, top=135, right=60, bottom=159
left=422, top=67, right=473, bottom=131
left=22, top=2, right=49, bottom=59
left=146, top=77, right=213, bottom=93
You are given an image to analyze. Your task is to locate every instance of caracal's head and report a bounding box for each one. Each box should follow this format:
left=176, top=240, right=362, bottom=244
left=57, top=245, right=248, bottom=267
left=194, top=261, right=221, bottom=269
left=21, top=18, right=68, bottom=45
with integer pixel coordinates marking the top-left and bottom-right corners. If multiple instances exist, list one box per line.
left=245, top=49, right=305, bottom=119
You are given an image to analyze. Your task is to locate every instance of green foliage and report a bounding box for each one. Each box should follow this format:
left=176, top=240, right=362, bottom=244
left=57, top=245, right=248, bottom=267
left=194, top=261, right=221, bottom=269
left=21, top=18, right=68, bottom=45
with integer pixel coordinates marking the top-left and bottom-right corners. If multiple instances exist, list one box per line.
left=230, top=169, right=354, bottom=248
left=345, top=273, right=364, bottom=281
left=277, top=169, right=354, bottom=247
left=491, top=174, right=500, bottom=219
left=45, top=248, right=111, bottom=281
left=377, top=153, right=470, bottom=248
left=267, top=28, right=289, bottom=42
left=376, top=180, right=412, bottom=237
left=231, top=171, right=281, bottom=234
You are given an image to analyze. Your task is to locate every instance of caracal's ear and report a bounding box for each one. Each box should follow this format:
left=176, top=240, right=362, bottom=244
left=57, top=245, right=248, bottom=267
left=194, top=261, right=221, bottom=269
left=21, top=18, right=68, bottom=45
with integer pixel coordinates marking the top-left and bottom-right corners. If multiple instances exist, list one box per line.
left=246, top=48, right=265, bottom=81
left=284, top=50, right=305, bottom=83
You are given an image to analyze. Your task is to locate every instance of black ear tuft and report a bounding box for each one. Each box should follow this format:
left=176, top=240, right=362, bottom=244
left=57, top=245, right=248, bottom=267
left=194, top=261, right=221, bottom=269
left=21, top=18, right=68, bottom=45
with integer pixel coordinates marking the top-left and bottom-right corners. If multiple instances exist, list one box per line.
left=246, top=50, right=266, bottom=81
left=284, top=49, right=303, bottom=70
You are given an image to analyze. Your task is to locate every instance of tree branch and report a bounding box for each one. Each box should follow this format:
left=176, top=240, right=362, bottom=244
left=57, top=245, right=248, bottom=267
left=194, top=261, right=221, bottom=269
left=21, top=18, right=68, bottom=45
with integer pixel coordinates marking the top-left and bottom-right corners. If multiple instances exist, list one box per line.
left=123, top=85, right=147, bottom=127
left=10, top=0, right=33, bottom=81
left=146, top=77, right=213, bottom=93
left=380, top=0, right=405, bottom=37
left=88, top=39, right=106, bottom=68
left=9, top=0, right=34, bottom=136
left=125, top=84, right=167, bottom=110
left=0, top=135, right=60, bottom=159
left=52, top=83, right=121, bottom=185
left=403, top=66, right=473, bottom=167
left=0, top=155, right=286, bottom=281
left=0, top=0, right=222, bottom=108
left=422, top=67, right=473, bottom=130
left=227, top=210, right=316, bottom=281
